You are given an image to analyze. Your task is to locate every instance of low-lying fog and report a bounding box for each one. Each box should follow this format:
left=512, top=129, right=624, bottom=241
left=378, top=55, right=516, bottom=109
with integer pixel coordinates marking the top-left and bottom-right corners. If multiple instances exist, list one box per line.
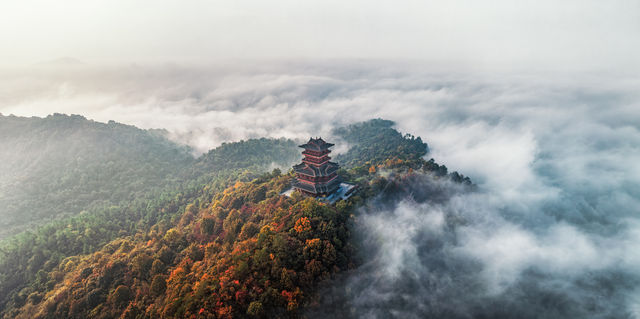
left=1, top=62, right=639, bottom=317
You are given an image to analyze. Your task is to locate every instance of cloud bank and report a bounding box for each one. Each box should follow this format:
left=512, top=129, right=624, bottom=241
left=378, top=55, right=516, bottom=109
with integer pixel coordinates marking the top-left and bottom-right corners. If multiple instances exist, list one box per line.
left=309, top=174, right=640, bottom=318
left=1, top=61, right=639, bottom=317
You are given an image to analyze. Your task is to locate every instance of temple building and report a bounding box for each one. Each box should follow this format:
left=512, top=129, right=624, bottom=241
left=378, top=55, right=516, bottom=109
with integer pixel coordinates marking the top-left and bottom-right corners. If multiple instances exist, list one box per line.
left=292, top=137, right=342, bottom=197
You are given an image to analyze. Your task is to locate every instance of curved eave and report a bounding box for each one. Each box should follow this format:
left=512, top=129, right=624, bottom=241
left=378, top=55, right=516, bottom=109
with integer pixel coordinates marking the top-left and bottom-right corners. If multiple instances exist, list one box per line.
left=293, top=162, right=340, bottom=177
left=298, top=143, right=335, bottom=151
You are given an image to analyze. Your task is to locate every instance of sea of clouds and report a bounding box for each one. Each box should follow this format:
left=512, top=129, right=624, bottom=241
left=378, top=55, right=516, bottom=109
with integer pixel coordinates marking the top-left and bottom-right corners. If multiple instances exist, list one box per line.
left=1, top=61, right=639, bottom=317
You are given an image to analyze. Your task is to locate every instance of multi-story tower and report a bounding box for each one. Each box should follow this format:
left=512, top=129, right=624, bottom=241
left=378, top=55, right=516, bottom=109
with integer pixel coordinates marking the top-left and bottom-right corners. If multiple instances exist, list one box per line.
left=292, top=137, right=341, bottom=197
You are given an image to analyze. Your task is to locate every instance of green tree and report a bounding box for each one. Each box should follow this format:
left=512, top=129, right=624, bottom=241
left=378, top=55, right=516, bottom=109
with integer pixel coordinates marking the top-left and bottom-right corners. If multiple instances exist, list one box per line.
left=151, top=259, right=165, bottom=275
left=131, top=254, right=153, bottom=279
left=112, top=285, right=132, bottom=306
left=247, top=301, right=264, bottom=317
left=201, top=217, right=215, bottom=235
left=150, top=275, right=167, bottom=296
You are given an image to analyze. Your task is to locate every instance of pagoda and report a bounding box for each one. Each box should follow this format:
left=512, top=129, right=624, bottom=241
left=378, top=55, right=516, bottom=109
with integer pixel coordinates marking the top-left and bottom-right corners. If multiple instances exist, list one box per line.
left=292, top=137, right=341, bottom=197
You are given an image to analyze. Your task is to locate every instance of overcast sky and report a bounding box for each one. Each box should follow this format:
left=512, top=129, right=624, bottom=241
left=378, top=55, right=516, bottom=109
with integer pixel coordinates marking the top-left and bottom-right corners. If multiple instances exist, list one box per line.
left=0, top=0, right=638, bottom=71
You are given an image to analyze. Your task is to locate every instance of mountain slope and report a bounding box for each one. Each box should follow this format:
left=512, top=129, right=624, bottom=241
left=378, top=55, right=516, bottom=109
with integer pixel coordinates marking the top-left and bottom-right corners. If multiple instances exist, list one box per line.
left=0, top=115, right=300, bottom=316
left=7, top=174, right=354, bottom=318
left=1, top=119, right=472, bottom=318
left=333, top=118, right=429, bottom=168
left=0, top=114, right=301, bottom=239
left=0, top=114, right=195, bottom=238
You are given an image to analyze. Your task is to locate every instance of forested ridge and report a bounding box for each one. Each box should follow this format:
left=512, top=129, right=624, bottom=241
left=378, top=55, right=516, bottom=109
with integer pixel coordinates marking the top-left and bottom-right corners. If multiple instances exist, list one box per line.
left=0, top=113, right=300, bottom=239
left=0, top=113, right=194, bottom=238
left=0, top=117, right=471, bottom=318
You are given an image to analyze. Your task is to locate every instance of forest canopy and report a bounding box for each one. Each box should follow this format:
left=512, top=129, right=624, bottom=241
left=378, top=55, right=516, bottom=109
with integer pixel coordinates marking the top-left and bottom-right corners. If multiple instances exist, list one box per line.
left=0, top=114, right=299, bottom=239
left=0, top=116, right=471, bottom=318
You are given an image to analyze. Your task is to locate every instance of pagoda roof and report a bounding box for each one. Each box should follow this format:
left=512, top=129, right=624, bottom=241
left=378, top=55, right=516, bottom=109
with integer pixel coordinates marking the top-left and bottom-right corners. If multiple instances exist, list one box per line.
left=293, top=162, right=339, bottom=177
left=293, top=176, right=341, bottom=194
left=299, top=137, right=334, bottom=151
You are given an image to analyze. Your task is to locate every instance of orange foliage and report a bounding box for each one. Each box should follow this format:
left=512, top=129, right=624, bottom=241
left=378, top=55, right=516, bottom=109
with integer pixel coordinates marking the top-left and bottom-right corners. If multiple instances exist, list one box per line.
left=10, top=173, right=354, bottom=318
left=294, top=217, right=311, bottom=233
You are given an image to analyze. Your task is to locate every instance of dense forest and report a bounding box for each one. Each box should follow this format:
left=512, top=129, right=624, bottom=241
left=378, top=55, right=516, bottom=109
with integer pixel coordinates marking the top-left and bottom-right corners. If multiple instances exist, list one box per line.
left=0, top=117, right=471, bottom=318
left=0, top=113, right=192, bottom=238
left=0, top=113, right=300, bottom=239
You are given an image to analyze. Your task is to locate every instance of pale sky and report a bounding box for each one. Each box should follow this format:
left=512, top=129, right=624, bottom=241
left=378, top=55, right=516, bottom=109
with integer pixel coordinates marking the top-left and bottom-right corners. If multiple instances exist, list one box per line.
left=0, top=0, right=638, bottom=71
left=2, top=2, right=640, bottom=315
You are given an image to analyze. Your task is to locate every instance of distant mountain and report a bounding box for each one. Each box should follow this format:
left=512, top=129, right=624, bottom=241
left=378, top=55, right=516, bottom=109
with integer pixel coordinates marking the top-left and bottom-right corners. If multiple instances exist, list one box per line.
left=0, top=113, right=195, bottom=238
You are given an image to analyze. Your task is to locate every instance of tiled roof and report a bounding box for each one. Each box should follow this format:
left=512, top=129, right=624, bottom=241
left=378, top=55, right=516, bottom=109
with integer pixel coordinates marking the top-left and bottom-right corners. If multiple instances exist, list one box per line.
left=298, top=137, right=335, bottom=151
left=292, top=162, right=339, bottom=177
left=293, top=176, right=341, bottom=194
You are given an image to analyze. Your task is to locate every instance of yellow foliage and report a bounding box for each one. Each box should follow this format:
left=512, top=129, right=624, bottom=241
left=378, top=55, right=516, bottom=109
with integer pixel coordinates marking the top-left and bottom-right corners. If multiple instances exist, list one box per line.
left=260, top=225, right=274, bottom=234
left=63, top=259, right=76, bottom=273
